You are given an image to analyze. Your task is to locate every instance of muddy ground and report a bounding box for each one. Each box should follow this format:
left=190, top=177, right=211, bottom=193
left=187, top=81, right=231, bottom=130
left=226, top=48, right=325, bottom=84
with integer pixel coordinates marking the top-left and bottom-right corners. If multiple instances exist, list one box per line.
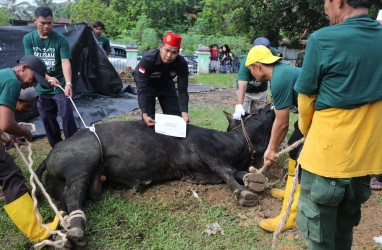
left=125, top=85, right=382, bottom=249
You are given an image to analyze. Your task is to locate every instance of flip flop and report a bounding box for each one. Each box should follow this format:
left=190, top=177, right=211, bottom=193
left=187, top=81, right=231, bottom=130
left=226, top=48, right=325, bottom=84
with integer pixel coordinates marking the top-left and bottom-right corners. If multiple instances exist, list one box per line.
left=370, top=180, right=382, bottom=191
left=0, top=191, right=4, bottom=201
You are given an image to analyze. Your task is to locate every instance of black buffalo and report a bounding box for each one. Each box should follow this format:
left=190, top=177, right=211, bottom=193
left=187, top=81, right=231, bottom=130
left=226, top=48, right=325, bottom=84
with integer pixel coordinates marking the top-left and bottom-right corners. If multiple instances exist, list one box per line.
left=36, top=104, right=275, bottom=247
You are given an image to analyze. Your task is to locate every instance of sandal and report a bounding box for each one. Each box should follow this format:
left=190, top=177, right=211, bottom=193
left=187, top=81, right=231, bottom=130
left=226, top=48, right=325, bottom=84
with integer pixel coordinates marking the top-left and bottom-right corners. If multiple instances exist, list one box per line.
left=370, top=180, right=382, bottom=191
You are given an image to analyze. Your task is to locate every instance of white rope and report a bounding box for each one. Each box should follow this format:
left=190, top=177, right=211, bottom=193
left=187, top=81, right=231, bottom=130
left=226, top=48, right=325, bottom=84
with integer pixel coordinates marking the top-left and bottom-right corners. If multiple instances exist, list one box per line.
left=242, top=137, right=305, bottom=249
left=14, top=141, right=70, bottom=249
left=271, top=164, right=300, bottom=250
left=55, top=84, right=103, bottom=157
left=248, top=137, right=305, bottom=174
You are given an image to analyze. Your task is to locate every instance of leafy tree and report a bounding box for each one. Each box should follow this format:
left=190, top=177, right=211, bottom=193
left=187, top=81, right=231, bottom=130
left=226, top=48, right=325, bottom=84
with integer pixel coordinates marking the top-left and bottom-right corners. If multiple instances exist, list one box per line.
left=34, top=0, right=54, bottom=7
left=0, top=7, right=10, bottom=25
left=55, top=1, right=73, bottom=19
left=71, top=0, right=107, bottom=23
left=0, top=0, right=30, bottom=19
left=140, top=28, right=158, bottom=52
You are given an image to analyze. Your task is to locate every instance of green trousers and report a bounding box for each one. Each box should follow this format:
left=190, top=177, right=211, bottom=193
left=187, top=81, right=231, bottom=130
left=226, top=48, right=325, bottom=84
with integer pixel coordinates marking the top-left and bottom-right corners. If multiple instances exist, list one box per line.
left=296, top=169, right=371, bottom=250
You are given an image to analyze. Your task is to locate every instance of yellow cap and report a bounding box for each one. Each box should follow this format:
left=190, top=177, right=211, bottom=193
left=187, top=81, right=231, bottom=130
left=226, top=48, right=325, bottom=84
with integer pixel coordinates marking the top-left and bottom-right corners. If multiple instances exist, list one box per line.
left=245, top=45, right=281, bottom=67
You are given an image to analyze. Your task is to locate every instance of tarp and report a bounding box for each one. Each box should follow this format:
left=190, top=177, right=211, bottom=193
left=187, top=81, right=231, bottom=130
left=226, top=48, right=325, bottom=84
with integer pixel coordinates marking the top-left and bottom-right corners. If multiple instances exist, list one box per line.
left=0, top=23, right=123, bottom=96
left=0, top=23, right=139, bottom=136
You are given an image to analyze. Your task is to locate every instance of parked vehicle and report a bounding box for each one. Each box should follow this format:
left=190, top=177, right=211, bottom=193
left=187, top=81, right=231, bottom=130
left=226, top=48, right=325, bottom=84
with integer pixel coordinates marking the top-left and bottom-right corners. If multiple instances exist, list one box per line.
left=108, top=44, right=197, bottom=74
left=183, top=55, right=198, bottom=75
left=108, top=43, right=129, bottom=71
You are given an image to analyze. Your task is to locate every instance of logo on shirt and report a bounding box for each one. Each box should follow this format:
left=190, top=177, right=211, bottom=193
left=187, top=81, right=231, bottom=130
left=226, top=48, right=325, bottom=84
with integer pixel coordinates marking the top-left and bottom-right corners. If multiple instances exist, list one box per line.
left=150, top=72, right=162, bottom=78
left=139, top=67, right=146, bottom=74
left=33, top=47, right=56, bottom=73
left=249, top=80, right=262, bottom=87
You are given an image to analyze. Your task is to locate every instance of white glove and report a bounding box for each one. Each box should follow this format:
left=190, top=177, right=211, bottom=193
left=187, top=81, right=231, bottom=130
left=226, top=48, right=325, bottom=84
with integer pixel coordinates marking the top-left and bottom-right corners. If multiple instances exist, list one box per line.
left=233, top=104, right=245, bottom=120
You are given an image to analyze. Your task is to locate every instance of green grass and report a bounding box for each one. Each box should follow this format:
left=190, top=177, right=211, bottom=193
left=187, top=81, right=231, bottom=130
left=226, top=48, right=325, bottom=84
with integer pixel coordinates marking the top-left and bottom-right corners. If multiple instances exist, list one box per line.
left=0, top=73, right=308, bottom=250
left=190, top=73, right=237, bottom=88
left=376, top=195, right=382, bottom=206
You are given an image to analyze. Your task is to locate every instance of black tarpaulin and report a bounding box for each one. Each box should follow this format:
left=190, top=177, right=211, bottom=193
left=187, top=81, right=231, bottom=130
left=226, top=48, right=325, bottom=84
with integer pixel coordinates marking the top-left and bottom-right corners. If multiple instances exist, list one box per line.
left=0, top=23, right=123, bottom=96
left=0, top=23, right=139, bottom=137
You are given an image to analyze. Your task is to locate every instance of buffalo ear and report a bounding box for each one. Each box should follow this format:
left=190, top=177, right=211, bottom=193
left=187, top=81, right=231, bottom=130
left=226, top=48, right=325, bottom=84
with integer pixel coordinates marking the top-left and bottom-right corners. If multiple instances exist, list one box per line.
left=223, top=111, right=233, bottom=122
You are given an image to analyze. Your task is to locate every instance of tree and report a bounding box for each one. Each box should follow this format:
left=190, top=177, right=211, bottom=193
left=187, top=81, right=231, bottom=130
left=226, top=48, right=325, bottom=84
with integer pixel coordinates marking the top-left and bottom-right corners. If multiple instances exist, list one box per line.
left=0, top=7, right=10, bottom=25
left=34, top=0, right=54, bottom=7
left=140, top=28, right=158, bottom=52
left=0, top=0, right=30, bottom=19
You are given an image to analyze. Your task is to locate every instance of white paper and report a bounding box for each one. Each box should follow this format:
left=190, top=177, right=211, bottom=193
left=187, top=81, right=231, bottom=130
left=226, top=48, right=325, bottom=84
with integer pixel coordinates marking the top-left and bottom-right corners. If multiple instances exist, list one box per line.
left=377, top=10, right=382, bottom=21
left=374, top=235, right=382, bottom=244
left=155, top=113, right=187, bottom=138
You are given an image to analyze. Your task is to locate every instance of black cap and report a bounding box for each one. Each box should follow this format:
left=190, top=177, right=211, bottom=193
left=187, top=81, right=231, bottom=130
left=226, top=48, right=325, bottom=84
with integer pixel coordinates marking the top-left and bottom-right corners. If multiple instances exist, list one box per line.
left=17, top=55, right=48, bottom=87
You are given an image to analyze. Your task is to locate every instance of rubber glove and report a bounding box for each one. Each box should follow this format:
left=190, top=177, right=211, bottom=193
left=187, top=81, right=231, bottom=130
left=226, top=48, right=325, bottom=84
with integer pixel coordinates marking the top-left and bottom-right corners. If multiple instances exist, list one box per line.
left=233, top=104, right=245, bottom=120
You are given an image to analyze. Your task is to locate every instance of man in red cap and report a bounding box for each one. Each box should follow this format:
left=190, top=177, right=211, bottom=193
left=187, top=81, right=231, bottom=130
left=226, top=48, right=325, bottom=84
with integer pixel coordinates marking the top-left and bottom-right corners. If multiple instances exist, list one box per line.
left=133, top=32, right=189, bottom=126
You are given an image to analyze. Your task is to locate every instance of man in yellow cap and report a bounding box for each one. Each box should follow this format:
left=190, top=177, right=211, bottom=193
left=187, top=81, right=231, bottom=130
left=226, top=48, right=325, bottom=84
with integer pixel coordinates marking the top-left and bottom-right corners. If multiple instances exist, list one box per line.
left=245, top=45, right=303, bottom=232
left=133, top=32, right=189, bottom=126
left=0, top=55, right=61, bottom=242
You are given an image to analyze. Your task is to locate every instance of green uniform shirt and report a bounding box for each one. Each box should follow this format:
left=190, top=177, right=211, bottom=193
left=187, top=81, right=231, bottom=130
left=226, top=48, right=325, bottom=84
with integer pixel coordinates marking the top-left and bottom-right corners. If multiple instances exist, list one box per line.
left=0, top=68, right=21, bottom=112
left=237, top=48, right=280, bottom=93
left=271, top=62, right=301, bottom=110
left=96, top=35, right=111, bottom=54
left=236, top=55, right=267, bottom=93
left=294, top=15, right=382, bottom=110
left=23, top=30, right=72, bottom=95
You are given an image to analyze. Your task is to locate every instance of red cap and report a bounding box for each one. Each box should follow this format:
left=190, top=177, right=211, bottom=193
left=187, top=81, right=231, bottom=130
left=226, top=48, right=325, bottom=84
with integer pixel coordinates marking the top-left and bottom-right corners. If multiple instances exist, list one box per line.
left=163, top=32, right=182, bottom=48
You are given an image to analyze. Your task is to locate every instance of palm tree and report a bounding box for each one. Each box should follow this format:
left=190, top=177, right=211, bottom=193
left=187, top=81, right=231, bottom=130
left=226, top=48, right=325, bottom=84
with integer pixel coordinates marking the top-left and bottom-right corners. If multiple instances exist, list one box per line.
left=0, top=0, right=30, bottom=19
left=33, top=0, right=54, bottom=7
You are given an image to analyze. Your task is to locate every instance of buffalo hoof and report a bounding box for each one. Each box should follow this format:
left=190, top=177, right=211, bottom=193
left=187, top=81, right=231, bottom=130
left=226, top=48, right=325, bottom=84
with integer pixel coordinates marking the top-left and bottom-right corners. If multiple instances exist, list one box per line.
left=243, top=173, right=266, bottom=193
left=234, top=190, right=258, bottom=207
left=67, top=227, right=87, bottom=247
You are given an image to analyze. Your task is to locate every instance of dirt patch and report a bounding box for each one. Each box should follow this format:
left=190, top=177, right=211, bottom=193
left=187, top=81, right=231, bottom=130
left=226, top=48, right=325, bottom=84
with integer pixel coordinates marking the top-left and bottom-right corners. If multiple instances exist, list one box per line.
left=124, top=86, right=382, bottom=249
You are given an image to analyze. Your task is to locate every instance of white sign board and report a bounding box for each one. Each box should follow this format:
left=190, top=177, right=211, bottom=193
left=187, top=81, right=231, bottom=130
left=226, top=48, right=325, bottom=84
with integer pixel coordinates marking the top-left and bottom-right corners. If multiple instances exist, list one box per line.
left=155, top=114, right=187, bottom=138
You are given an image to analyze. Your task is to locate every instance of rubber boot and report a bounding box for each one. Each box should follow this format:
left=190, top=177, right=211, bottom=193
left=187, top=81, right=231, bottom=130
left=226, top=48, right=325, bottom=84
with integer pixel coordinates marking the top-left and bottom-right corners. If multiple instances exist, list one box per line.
left=4, top=193, right=61, bottom=242
left=269, top=158, right=297, bottom=199
left=259, top=158, right=300, bottom=232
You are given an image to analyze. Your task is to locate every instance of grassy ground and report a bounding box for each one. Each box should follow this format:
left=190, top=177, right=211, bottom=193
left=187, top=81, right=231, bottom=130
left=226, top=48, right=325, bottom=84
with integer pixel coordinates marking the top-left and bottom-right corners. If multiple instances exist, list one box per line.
left=190, top=73, right=237, bottom=88
left=0, top=73, right=307, bottom=250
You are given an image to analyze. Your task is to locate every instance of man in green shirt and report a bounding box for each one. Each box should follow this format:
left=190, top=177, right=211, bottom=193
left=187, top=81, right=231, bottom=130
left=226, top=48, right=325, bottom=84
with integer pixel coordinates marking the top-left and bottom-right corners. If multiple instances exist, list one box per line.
left=23, top=6, right=77, bottom=147
left=233, top=37, right=270, bottom=120
left=245, top=45, right=303, bottom=232
left=93, top=21, right=111, bottom=56
left=294, top=1, right=382, bottom=248
left=0, top=55, right=61, bottom=242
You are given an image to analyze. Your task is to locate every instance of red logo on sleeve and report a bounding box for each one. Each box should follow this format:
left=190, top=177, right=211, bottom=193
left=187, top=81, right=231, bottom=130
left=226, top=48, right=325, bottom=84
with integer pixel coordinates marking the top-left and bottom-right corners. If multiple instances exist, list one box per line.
left=139, top=67, right=146, bottom=74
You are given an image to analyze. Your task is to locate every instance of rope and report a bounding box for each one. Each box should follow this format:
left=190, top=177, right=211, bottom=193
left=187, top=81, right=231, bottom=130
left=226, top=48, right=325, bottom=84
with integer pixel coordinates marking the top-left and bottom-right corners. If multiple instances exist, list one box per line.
left=54, top=84, right=104, bottom=158
left=14, top=136, right=87, bottom=249
left=34, top=210, right=86, bottom=250
left=14, top=140, right=69, bottom=249
left=271, top=164, right=300, bottom=250
left=248, top=137, right=305, bottom=174
left=240, top=117, right=256, bottom=158
left=242, top=137, right=305, bottom=249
